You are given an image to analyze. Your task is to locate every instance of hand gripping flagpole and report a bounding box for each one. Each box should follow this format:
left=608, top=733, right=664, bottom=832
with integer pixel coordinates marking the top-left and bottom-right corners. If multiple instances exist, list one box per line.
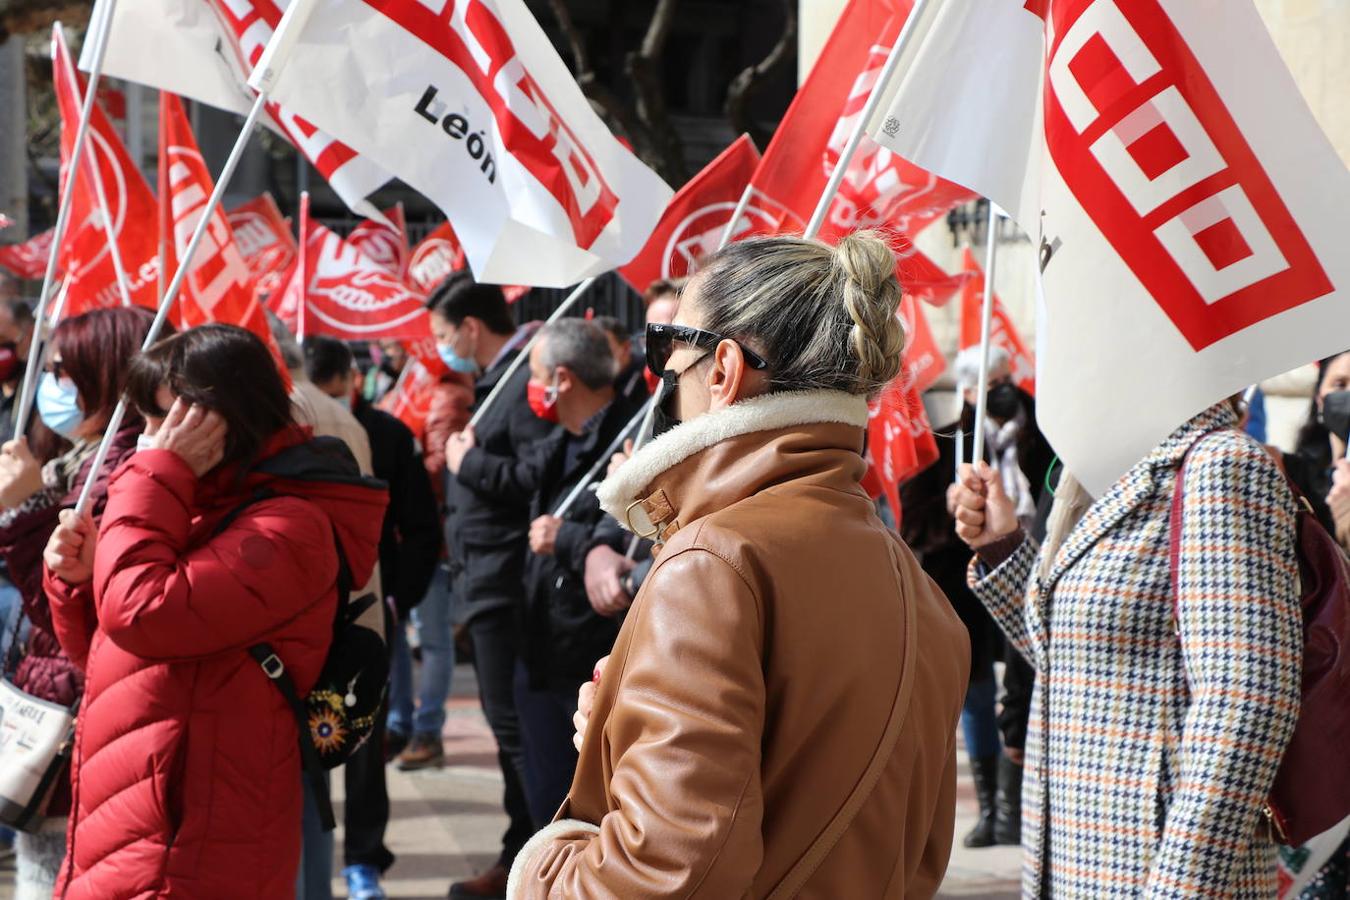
left=970, top=203, right=1001, bottom=469
left=15, top=6, right=121, bottom=438
left=801, top=0, right=931, bottom=242
left=466, top=277, right=598, bottom=430
left=74, top=92, right=270, bottom=514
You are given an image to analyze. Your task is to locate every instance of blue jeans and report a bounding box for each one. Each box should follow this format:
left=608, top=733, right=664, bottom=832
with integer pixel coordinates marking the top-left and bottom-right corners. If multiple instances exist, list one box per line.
left=961, top=675, right=1003, bottom=760
left=388, top=566, right=455, bottom=738
left=0, top=581, right=24, bottom=665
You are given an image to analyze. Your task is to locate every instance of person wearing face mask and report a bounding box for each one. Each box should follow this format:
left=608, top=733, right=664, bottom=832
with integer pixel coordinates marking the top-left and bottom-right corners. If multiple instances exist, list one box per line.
left=0, top=306, right=160, bottom=897
left=507, top=232, right=969, bottom=898
left=0, top=297, right=35, bottom=445
left=432, top=272, right=554, bottom=900
left=306, top=335, right=440, bottom=900
left=42, top=324, right=387, bottom=900
left=509, top=319, right=646, bottom=827
left=1280, top=353, right=1350, bottom=541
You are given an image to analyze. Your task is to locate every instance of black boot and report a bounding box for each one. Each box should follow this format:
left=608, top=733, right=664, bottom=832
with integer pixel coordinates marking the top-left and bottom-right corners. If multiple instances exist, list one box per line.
left=994, top=754, right=1023, bottom=845
left=963, top=755, right=999, bottom=848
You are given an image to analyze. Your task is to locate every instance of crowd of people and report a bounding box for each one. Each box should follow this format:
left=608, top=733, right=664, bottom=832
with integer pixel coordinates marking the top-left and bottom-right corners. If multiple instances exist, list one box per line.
left=0, top=223, right=1344, bottom=900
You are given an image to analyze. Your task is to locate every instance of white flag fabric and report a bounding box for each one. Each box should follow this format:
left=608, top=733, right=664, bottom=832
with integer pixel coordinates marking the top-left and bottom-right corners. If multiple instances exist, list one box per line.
left=81, top=0, right=391, bottom=219
left=868, top=0, right=1350, bottom=494
left=250, top=0, right=672, bottom=287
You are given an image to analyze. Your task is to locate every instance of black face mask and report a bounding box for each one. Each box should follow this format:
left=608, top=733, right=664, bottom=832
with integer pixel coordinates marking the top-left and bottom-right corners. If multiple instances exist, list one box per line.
left=650, top=353, right=711, bottom=440
left=986, top=382, right=1023, bottom=422
left=1320, top=390, right=1350, bottom=443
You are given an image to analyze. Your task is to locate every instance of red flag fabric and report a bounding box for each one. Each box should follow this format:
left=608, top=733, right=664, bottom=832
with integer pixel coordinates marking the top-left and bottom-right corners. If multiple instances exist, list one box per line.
left=0, top=229, right=57, bottom=280
left=619, top=135, right=763, bottom=293
left=227, top=194, right=297, bottom=304
left=159, top=92, right=287, bottom=374
left=407, top=222, right=466, bottom=294
left=377, top=336, right=448, bottom=439
left=53, top=26, right=160, bottom=313
left=272, top=211, right=433, bottom=342
left=958, top=247, right=1035, bottom=395
left=746, top=0, right=974, bottom=243
left=349, top=205, right=411, bottom=279
left=898, top=240, right=970, bottom=306
left=898, top=292, right=945, bottom=394
left=862, top=380, right=939, bottom=518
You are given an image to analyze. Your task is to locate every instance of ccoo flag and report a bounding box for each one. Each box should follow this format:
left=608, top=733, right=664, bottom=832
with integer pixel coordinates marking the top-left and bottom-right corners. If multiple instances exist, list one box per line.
left=867, top=0, right=1350, bottom=493
left=250, top=0, right=673, bottom=288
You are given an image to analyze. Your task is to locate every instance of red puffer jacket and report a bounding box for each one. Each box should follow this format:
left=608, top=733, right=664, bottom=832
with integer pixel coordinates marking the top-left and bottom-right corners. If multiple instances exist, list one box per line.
left=44, top=429, right=386, bottom=899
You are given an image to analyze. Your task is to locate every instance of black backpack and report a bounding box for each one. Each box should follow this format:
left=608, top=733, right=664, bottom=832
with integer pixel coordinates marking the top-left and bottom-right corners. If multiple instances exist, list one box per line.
left=213, top=437, right=388, bottom=832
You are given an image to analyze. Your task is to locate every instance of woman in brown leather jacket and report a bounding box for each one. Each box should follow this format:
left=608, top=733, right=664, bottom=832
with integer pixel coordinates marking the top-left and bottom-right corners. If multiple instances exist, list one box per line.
left=507, top=231, right=970, bottom=898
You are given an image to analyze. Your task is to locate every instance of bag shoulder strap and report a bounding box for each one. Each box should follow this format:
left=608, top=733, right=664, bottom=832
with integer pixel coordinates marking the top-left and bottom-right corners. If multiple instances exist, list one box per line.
left=764, top=543, right=919, bottom=900
left=248, top=643, right=335, bottom=831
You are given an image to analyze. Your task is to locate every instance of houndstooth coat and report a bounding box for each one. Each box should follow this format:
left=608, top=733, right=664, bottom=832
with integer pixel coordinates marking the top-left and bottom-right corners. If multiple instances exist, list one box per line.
left=970, top=405, right=1303, bottom=898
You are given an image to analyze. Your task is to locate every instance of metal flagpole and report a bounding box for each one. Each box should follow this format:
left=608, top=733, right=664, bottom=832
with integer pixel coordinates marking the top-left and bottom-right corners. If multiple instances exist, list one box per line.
left=466, top=277, right=597, bottom=429
left=15, top=5, right=121, bottom=437
left=551, top=398, right=653, bottom=519
left=801, top=0, right=930, bottom=241
left=717, top=184, right=754, bottom=252
left=74, top=92, right=269, bottom=514
left=970, top=203, right=1000, bottom=468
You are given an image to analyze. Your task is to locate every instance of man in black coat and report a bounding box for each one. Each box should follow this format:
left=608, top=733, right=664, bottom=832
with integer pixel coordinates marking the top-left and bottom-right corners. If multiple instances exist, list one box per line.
left=437, top=274, right=555, bottom=899
left=509, top=319, right=646, bottom=825
left=306, top=335, right=441, bottom=896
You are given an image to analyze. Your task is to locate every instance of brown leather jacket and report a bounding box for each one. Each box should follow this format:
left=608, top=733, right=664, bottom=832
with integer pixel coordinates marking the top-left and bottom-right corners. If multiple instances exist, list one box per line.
left=508, top=390, right=969, bottom=899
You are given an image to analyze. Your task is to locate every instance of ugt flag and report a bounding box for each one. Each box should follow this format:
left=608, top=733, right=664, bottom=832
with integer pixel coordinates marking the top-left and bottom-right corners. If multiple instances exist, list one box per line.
left=227, top=193, right=298, bottom=302
left=251, top=0, right=673, bottom=288
left=0, top=229, right=56, bottom=280
left=958, top=248, right=1035, bottom=395
left=868, top=0, right=1350, bottom=494
left=273, top=199, right=433, bottom=342
left=349, top=205, right=412, bottom=280
left=54, top=25, right=160, bottom=314
left=82, top=0, right=392, bottom=219
left=748, top=0, right=974, bottom=242
left=619, top=134, right=762, bottom=293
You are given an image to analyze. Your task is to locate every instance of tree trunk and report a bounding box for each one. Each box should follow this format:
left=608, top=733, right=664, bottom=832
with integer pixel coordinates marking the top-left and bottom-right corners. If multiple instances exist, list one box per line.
left=725, top=0, right=796, bottom=151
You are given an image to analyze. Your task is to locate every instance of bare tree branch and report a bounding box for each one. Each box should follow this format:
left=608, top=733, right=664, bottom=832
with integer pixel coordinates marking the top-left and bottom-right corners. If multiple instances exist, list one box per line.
left=725, top=0, right=796, bottom=150
left=544, top=0, right=590, bottom=74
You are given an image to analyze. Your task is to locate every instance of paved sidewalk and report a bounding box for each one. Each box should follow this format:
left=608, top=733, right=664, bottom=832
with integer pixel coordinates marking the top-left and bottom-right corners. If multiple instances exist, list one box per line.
left=0, top=663, right=1021, bottom=899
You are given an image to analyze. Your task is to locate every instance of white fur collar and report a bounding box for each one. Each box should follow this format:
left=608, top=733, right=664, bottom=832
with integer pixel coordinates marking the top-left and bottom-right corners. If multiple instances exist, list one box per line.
left=597, top=389, right=869, bottom=526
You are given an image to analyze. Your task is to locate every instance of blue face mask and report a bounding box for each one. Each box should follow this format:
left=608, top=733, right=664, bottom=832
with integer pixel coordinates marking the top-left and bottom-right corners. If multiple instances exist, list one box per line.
left=37, top=371, right=84, bottom=439
left=437, top=341, right=479, bottom=375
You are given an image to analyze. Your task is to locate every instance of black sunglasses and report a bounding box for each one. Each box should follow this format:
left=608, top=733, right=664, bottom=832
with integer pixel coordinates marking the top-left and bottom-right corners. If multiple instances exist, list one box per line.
left=645, top=323, right=769, bottom=377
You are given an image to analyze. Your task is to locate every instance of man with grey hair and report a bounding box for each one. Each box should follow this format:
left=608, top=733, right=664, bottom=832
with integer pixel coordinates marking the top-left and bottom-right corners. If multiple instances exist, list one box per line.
left=515, top=317, right=646, bottom=825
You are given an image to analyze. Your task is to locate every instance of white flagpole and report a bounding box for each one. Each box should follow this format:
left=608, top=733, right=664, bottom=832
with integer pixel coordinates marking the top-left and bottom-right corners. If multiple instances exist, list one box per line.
left=954, top=420, right=965, bottom=484
left=801, top=0, right=930, bottom=241
left=970, top=203, right=1000, bottom=468
left=15, top=7, right=120, bottom=437
left=552, top=398, right=652, bottom=518
left=466, top=277, right=597, bottom=430
left=717, top=184, right=754, bottom=252
left=75, top=92, right=269, bottom=514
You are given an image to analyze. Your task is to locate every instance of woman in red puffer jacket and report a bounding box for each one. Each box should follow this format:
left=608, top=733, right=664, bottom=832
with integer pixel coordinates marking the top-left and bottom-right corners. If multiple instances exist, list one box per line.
left=0, top=307, right=158, bottom=893
left=43, top=325, right=387, bottom=899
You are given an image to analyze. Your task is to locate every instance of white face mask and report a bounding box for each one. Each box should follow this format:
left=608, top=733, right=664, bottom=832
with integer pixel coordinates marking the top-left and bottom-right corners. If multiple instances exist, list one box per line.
left=136, top=433, right=156, bottom=453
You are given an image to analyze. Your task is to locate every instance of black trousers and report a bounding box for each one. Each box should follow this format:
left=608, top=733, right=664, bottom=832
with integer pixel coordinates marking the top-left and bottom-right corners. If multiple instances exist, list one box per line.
left=344, top=603, right=396, bottom=872
left=467, top=606, right=534, bottom=867
left=513, top=661, right=581, bottom=827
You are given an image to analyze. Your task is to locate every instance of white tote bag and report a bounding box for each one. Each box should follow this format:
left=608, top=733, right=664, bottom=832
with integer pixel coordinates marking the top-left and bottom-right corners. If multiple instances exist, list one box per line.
left=0, top=676, right=77, bottom=831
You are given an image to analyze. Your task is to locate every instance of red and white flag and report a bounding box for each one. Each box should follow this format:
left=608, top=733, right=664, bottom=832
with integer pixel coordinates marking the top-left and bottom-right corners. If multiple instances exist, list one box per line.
left=158, top=91, right=278, bottom=362
left=747, top=0, right=975, bottom=243
left=349, top=205, right=411, bottom=279
left=899, top=292, right=946, bottom=394
left=862, top=381, right=939, bottom=521
left=81, top=0, right=391, bottom=218
left=619, top=135, right=762, bottom=293
left=407, top=222, right=467, bottom=295
left=0, top=229, right=56, bottom=280
left=869, top=0, right=1350, bottom=493
left=957, top=248, right=1035, bottom=395
left=377, top=336, right=449, bottom=439
left=249, top=0, right=672, bottom=287
left=53, top=25, right=160, bottom=315
left=227, top=193, right=297, bottom=302
left=274, top=204, right=433, bottom=342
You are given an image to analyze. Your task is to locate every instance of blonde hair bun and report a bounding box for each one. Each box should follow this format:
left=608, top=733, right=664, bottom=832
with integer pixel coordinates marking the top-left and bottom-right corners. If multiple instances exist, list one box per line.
left=832, top=230, right=905, bottom=394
